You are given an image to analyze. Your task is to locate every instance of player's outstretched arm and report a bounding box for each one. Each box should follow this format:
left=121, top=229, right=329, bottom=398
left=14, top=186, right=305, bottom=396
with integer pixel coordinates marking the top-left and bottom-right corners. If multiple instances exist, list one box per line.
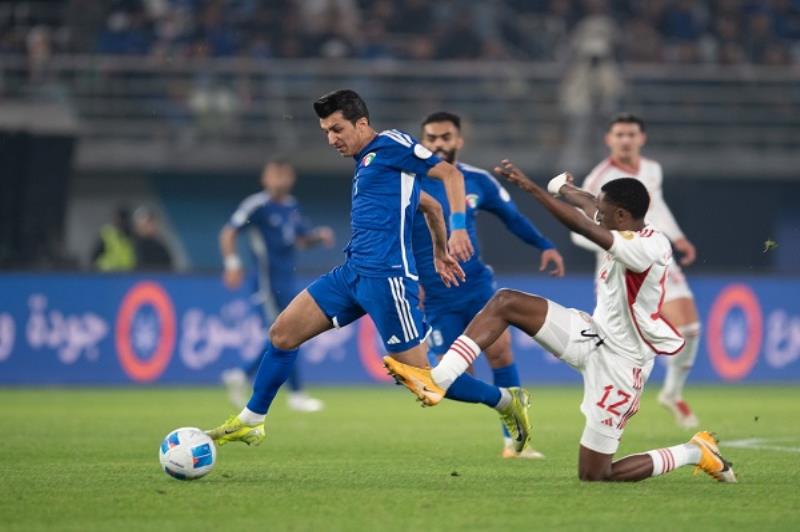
left=219, top=224, right=244, bottom=289
left=427, top=161, right=474, bottom=261
left=419, top=191, right=465, bottom=287
left=494, top=160, right=614, bottom=250
left=479, top=179, right=565, bottom=277
left=297, top=226, right=335, bottom=249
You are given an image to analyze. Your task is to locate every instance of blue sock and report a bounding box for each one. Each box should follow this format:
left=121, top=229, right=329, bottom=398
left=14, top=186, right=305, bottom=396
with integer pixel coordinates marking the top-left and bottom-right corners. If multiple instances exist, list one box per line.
left=286, top=363, right=302, bottom=392
left=492, top=363, right=520, bottom=388
left=445, top=373, right=501, bottom=408
left=246, top=342, right=298, bottom=415
left=492, top=363, right=521, bottom=439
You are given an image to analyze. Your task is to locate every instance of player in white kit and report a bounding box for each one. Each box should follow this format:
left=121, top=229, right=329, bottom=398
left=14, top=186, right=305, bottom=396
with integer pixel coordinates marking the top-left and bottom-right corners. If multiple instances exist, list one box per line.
left=385, top=163, right=735, bottom=482
left=572, top=113, right=701, bottom=429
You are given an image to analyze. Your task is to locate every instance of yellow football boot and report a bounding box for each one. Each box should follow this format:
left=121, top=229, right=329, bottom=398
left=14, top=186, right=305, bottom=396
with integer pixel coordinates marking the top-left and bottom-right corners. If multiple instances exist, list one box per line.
left=691, top=431, right=737, bottom=483
left=206, top=415, right=265, bottom=447
left=383, top=356, right=444, bottom=406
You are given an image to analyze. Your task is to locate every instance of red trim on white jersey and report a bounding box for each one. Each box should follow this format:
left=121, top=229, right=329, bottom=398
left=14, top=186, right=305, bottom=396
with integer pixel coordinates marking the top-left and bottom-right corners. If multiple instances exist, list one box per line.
left=624, top=267, right=650, bottom=305
left=617, top=368, right=643, bottom=430
left=651, top=269, right=669, bottom=320
left=624, top=268, right=686, bottom=356
left=608, top=156, right=641, bottom=175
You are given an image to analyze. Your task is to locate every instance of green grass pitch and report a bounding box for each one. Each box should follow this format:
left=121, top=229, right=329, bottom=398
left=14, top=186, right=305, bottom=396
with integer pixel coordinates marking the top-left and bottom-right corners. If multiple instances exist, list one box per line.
left=1, top=385, right=798, bottom=531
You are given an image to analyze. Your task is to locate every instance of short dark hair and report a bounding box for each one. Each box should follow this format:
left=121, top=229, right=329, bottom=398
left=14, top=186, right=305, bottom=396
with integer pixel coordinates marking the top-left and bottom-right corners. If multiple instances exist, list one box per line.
left=608, top=112, right=645, bottom=132
left=313, top=89, right=369, bottom=124
left=422, top=111, right=461, bottom=130
left=601, top=177, right=650, bottom=220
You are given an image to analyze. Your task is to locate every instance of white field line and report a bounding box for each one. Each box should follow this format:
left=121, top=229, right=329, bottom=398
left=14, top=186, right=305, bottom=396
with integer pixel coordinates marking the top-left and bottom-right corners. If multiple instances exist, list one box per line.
left=722, top=437, right=800, bottom=453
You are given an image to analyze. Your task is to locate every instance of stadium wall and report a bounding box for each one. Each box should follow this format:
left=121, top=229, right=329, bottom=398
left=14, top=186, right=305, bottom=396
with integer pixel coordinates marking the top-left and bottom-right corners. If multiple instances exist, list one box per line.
left=0, top=273, right=797, bottom=385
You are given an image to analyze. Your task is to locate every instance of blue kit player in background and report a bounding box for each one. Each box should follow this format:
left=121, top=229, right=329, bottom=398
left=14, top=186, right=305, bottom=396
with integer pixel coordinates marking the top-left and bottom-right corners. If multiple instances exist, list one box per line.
left=207, top=89, right=534, bottom=451
left=219, top=158, right=335, bottom=412
left=413, top=112, right=565, bottom=458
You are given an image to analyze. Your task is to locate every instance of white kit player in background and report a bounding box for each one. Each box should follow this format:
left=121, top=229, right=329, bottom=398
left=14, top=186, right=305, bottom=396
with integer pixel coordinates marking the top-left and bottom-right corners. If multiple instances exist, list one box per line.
left=572, top=113, right=701, bottom=429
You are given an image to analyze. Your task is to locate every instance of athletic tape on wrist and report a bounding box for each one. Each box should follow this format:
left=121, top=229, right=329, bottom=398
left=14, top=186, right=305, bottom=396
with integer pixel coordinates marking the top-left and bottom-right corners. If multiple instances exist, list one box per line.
left=449, top=212, right=466, bottom=231
left=224, top=255, right=242, bottom=271
left=547, top=173, right=569, bottom=197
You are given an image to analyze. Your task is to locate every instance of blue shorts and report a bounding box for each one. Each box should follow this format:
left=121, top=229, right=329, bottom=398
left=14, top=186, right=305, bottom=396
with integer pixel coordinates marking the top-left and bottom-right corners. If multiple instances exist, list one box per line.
left=307, top=262, right=428, bottom=353
left=425, top=280, right=496, bottom=359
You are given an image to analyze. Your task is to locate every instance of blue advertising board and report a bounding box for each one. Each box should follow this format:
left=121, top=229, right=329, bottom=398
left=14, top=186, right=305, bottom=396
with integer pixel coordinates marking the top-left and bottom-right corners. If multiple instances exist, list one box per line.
left=0, top=273, right=798, bottom=385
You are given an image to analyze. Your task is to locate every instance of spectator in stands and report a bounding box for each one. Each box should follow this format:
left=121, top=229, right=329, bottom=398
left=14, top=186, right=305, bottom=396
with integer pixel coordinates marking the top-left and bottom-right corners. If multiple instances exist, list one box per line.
left=95, top=9, right=152, bottom=55
left=197, top=1, right=239, bottom=57
left=296, top=0, right=359, bottom=58
left=132, top=205, right=174, bottom=271
left=437, top=12, right=484, bottom=59
left=624, top=16, right=663, bottom=62
left=357, top=19, right=397, bottom=60
left=26, top=26, right=52, bottom=82
left=745, top=11, right=777, bottom=63
left=91, top=207, right=136, bottom=272
left=5, top=0, right=800, bottom=65
left=559, top=0, right=623, bottom=169
left=387, top=0, right=433, bottom=35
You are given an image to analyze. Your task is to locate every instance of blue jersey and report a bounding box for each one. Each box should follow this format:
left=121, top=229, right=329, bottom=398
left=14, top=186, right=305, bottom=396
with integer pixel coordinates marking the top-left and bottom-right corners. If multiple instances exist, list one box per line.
left=412, top=161, right=555, bottom=305
left=346, top=129, right=441, bottom=279
left=229, top=192, right=309, bottom=308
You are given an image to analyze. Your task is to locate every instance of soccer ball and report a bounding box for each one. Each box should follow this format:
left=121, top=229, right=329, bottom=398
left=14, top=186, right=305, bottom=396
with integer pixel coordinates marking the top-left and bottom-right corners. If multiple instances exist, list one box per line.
left=159, top=427, right=216, bottom=480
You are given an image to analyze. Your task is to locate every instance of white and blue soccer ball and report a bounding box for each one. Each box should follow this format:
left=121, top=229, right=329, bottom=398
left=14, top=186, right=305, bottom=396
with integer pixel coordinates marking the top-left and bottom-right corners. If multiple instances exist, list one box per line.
left=159, top=427, right=216, bottom=480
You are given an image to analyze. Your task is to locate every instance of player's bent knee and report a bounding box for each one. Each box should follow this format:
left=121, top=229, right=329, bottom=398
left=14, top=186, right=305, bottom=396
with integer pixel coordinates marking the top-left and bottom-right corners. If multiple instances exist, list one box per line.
left=491, top=288, right=532, bottom=314
left=491, top=289, right=547, bottom=323
left=269, top=319, right=299, bottom=351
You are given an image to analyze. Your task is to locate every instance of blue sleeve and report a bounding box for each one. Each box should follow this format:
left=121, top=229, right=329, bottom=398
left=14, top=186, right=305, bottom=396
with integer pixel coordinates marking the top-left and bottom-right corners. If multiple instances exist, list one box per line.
left=479, top=174, right=555, bottom=250
left=382, top=131, right=441, bottom=176
left=229, top=193, right=264, bottom=230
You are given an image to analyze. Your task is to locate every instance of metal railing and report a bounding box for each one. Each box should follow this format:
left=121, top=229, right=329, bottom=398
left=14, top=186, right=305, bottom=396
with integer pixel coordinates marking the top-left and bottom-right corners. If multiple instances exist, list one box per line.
left=2, top=54, right=800, bottom=177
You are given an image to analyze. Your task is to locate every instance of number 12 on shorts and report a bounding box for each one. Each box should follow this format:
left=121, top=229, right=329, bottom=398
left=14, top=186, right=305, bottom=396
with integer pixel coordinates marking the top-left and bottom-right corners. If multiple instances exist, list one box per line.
left=595, top=369, right=643, bottom=429
left=596, top=385, right=631, bottom=415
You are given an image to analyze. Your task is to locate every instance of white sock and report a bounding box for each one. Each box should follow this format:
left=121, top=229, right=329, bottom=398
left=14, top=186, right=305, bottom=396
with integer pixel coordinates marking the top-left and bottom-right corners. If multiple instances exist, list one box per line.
left=238, top=406, right=265, bottom=425
left=493, top=388, right=512, bottom=412
left=646, top=442, right=701, bottom=477
left=662, top=322, right=701, bottom=400
left=431, top=334, right=482, bottom=390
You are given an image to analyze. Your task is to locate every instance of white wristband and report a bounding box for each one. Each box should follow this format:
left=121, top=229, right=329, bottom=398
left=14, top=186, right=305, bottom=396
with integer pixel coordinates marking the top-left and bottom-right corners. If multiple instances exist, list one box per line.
left=547, top=173, right=569, bottom=197
left=224, top=255, right=242, bottom=271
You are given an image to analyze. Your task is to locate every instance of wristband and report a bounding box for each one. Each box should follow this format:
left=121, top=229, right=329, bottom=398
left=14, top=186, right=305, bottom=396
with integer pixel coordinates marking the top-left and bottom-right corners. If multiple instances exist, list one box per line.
left=449, top=212, right=466, bottom=231
left=224, top=255, right=242, bottom=271
left=547, top=172, right=569, bottom=197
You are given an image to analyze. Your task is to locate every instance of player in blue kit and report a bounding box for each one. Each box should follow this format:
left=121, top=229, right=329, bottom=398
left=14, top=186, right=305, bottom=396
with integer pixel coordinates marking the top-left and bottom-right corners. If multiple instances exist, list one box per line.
left=413, top=112, right=565, bottom=458
left=219, top=158, right=335, bottom=413
left=207, top=90, right=533, bottom=449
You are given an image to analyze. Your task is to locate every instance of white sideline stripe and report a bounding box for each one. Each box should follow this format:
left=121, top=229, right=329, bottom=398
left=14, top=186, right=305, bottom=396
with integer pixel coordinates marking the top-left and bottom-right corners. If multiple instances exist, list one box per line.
left=388, top=277, right=412, bottom=342
left=722, top=438, right=800, bottom=453
left=399, top=171, right=418, bottom=280
left=394, top=276, right=419, bottom=339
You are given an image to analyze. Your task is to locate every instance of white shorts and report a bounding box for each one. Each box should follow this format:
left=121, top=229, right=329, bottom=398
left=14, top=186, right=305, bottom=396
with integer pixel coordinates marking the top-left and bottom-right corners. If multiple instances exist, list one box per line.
left=664, top=261, right=693, bottom=303
left=533, top=300, right=654, bottom=454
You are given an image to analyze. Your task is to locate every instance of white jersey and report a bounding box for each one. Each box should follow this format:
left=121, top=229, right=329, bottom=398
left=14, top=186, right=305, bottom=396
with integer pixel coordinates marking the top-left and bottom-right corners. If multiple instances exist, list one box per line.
left=571, top=157, right=684, bottom=253
left=593, top=226, right=685, bottom=364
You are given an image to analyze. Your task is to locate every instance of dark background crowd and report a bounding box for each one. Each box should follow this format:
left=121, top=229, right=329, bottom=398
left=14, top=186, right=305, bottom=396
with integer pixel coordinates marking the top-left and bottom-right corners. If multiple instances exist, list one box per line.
left=1, top=0, right=799, bottom=65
